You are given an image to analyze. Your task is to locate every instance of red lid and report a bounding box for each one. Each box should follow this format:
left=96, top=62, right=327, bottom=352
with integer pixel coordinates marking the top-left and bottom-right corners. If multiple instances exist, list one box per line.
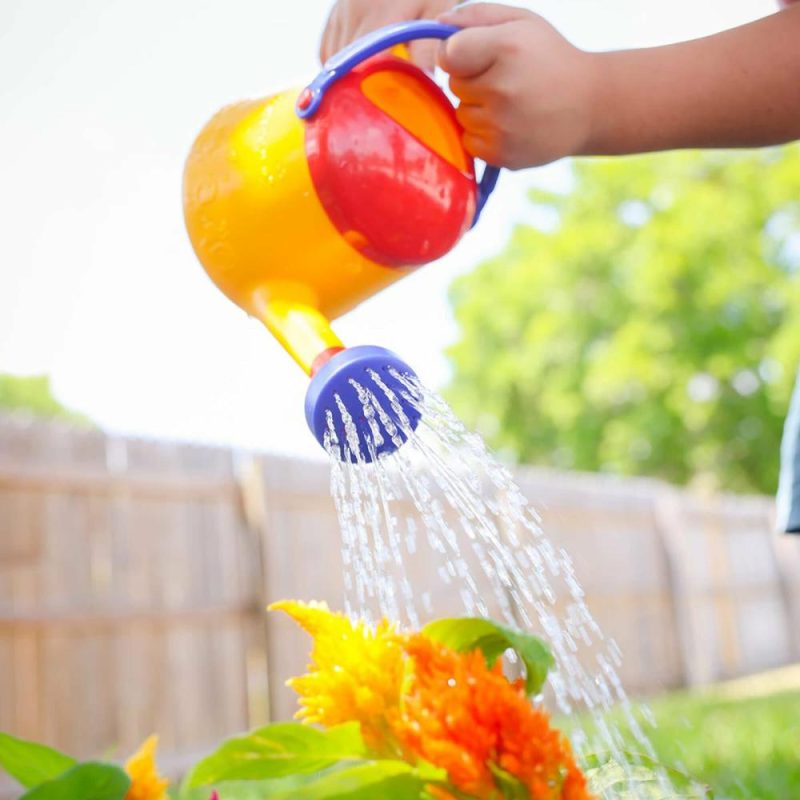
left=304, top=55, right=476, bottom=268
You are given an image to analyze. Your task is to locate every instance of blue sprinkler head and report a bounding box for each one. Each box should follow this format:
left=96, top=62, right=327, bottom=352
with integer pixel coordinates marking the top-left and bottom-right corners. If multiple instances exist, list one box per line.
left=305, top=345, right=422, bottom=462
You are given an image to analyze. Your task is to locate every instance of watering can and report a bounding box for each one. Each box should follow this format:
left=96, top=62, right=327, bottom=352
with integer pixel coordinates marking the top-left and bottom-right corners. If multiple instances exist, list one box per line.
left=183, top=21, right=499, bottom=460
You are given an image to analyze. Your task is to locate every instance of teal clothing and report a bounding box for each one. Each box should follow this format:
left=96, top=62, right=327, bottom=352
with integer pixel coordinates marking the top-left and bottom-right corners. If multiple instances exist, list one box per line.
left=777, top=371, right=800, bottom=533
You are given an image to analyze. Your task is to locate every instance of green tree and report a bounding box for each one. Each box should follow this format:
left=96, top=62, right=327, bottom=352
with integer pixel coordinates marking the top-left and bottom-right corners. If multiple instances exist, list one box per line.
left=446, top=146, right=800, bottom=494
left=0, top=374, right=89, bottom=424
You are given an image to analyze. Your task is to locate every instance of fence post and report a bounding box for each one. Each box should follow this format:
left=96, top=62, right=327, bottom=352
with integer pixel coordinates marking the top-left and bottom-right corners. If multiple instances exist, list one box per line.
left=235, top=453, right=272, bottom=726
left=652, top=487, right=702, bottom=687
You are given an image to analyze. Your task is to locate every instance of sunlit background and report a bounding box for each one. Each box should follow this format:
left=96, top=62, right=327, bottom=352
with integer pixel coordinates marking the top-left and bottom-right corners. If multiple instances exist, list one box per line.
left=0, top=0, right=777, bottom=458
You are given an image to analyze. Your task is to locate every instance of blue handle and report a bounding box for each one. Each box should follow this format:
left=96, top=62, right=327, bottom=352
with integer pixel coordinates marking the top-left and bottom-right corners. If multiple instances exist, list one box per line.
left=297, top=21, right=459, bottom=119
left=297, top=20, right=500, bottom=225
left=473, top=164, right=500, bottom=227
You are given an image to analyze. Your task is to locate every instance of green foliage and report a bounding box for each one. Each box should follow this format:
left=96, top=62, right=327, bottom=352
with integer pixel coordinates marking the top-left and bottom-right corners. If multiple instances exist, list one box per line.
left=0, top=732, right=76, bottom=789
left=488, top=764, right=530, bottom=799
left=187, top=722, right=367, bottom=786
left=447, top=146, right=800, bottom=493
left=637, top=688, right=800, bottom=800
left=262, top=761, right=443, bottom=800
left=19, top=764, right=130, bottom=800
left=565, top=685, right=800, bottom=800
left=422, top=617, right=554, bottom=695
left=185, top=721, right=448, bottom=799
left=0, top=733, right=128, bottom=799
left=0, top=374, right=89, bottom=424
left=174, top=775, right=324, bottom=799
left=584, top=758, right=711, bottom=799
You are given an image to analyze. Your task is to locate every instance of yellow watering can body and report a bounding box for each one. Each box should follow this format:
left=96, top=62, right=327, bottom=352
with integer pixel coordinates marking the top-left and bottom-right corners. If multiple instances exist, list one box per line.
left=183, top=22, right=499, bottom=458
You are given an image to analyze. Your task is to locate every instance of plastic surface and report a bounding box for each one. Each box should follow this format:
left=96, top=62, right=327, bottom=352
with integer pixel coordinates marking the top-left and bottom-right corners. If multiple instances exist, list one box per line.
left=474, top=164, right=501, bottom=226
left=305, top=346, right=422, bottom=462
left=305, top=55, right=476, bottom=267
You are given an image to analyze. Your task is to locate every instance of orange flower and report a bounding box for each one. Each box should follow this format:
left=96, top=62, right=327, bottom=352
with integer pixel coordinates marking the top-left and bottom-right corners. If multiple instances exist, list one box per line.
left=274, top=599, right=592, bottom=799
left=124, top=735, right=168, bottom=800
left=394, top=635, right=593, bottom=800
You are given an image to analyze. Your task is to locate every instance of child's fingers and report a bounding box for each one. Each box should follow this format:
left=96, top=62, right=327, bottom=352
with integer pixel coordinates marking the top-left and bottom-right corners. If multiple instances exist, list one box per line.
left=447, top=76, right=481, bottom=104
left=455, top=103, right=492, bottom=134
left=439, top=28, right=498, bottom=78
left=438, top=2, right=530, bottom=28
left=319, top=6, right=340, bottom=63
left=462, top=131, right=496, bottom=163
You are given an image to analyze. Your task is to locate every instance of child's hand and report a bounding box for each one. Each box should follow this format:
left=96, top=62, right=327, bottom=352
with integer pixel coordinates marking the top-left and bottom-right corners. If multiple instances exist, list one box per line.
left=321, top=0, right=458, bottom=72
left=438, top=4, right=596, bottom=169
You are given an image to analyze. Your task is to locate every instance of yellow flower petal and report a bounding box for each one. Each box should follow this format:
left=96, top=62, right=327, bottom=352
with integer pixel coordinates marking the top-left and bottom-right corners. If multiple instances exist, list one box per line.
left=271, top=600, right=405, bottom=751
left=124, top=735, right=169, bottom=800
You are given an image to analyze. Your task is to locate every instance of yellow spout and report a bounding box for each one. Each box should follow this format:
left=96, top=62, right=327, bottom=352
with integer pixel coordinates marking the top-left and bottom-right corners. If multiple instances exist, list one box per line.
left=253, top=294, right=343, bottom=376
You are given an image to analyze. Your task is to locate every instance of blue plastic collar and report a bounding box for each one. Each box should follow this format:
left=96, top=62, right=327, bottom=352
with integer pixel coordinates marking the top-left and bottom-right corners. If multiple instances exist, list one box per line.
left=305, top=345, right=422, bottom=463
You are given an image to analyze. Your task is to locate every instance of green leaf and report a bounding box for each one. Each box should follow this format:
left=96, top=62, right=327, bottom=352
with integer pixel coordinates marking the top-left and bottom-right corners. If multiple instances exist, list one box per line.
left=19, top=763, right=130, bottom=800
left=489, top=763, right=530, bottom=800
left=184, top=761, right=446, bottom=800
left=187, top=722, right=367, bottom=787
left=174, top=774, right=326, bottom=800
left=422, top=617, right=555, bottom=695
left=267, top=761, right=432, bottom=800
left=0, top=732, right=76, bottom=788
left=412, top=760, right=448, bottom=784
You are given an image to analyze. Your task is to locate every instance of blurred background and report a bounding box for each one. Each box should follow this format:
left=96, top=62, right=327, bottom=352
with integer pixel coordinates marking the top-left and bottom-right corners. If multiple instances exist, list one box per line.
left=1, top=0, right=799, bottom=798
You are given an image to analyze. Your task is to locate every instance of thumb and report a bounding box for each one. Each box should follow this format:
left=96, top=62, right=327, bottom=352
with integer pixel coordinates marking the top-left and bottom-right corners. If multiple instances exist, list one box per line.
left=438, top=2, right=530, bottom=28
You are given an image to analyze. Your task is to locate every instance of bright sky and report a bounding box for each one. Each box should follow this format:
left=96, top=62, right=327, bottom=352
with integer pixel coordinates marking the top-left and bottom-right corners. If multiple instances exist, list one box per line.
left=0, top=0, right=776, bottom=459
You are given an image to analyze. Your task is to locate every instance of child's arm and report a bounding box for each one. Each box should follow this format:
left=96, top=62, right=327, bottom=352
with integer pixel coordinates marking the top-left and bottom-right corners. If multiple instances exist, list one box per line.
left=587, top=6, right=800, bottom=155
left=437, top=3, right=800, bottom=169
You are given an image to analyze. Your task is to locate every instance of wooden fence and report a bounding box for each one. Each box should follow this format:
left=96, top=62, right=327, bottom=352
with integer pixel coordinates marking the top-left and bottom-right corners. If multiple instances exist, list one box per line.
left=0, top=417, right=798, bottom=795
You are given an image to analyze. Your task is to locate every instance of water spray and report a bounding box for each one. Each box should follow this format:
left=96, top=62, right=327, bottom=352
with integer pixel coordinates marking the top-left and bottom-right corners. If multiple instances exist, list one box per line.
left=183, top=22, right=499, bottom=460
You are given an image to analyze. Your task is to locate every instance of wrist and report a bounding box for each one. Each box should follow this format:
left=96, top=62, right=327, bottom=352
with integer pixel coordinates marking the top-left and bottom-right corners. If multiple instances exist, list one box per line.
left=575, top=47, right=679, bottom=157
left=574, top=51, right=616, bottom=157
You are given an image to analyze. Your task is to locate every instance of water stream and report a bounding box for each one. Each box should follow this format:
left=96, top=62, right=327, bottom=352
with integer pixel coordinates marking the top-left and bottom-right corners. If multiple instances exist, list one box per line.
left=323, top=368, right=706, bottom=799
